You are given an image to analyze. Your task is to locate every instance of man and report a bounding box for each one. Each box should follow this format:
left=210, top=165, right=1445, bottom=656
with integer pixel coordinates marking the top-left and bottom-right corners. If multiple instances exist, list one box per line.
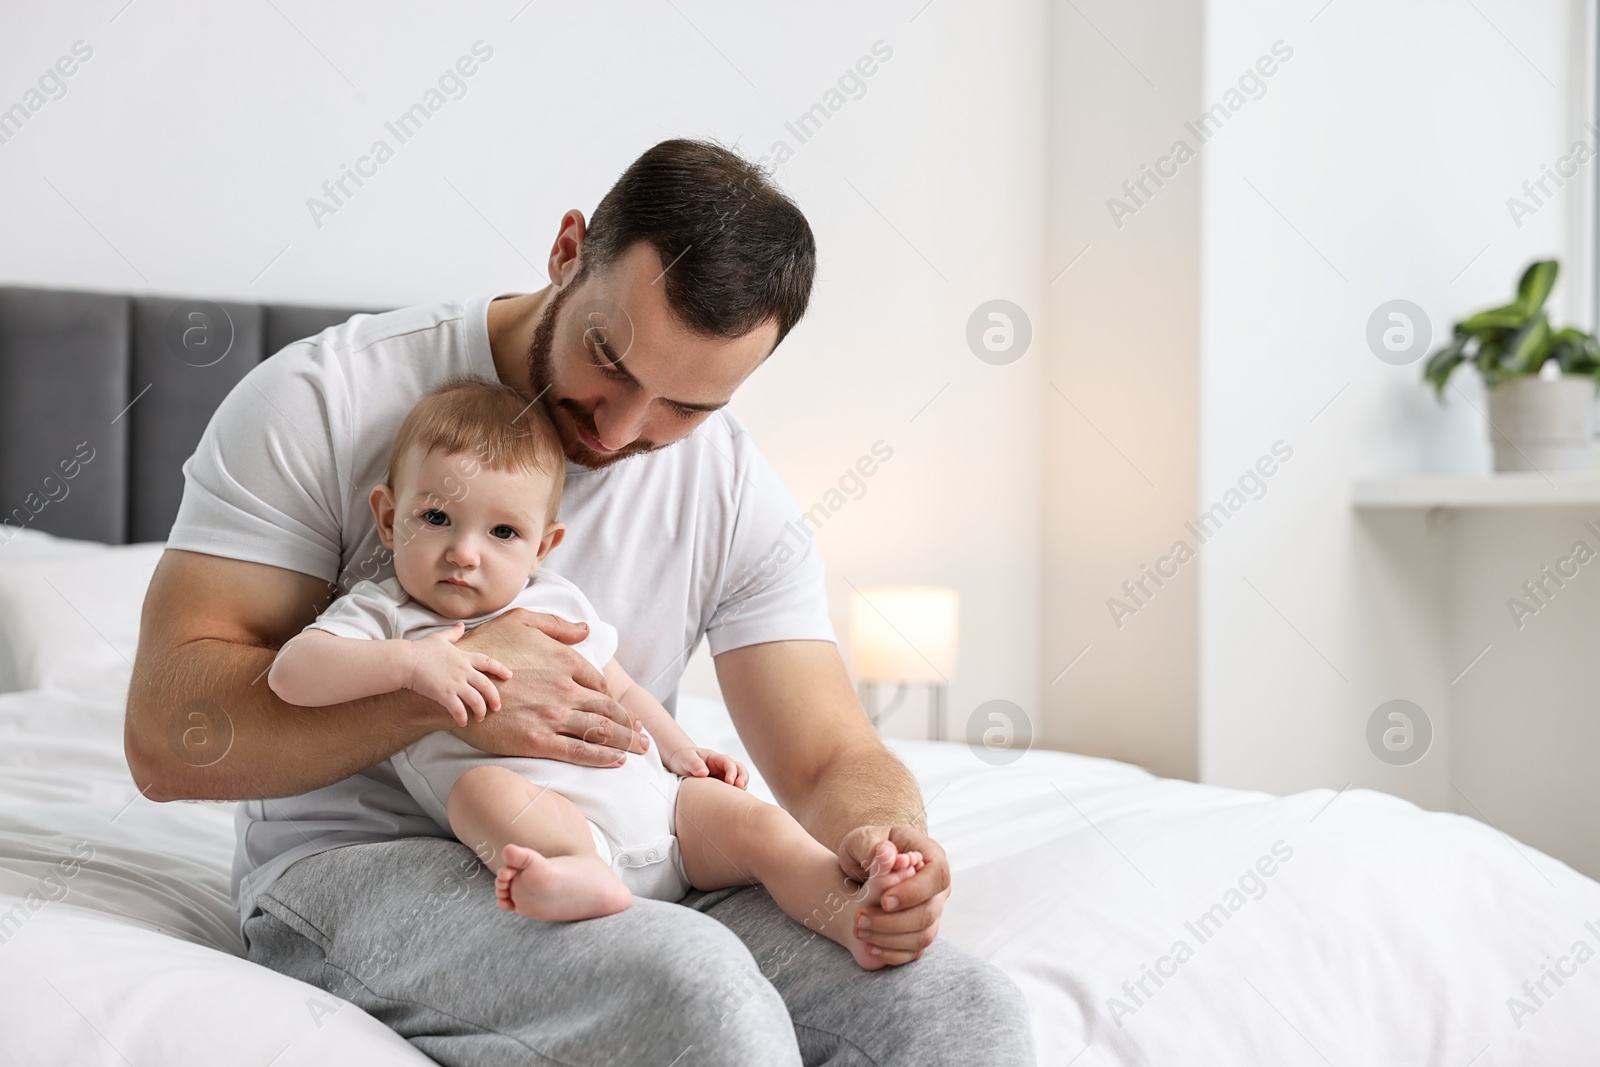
left=126, top=139, right=1034, bottom=1065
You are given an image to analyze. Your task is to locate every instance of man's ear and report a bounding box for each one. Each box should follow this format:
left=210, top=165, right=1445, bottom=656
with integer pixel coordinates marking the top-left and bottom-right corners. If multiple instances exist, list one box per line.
left=534, top=521, right=566, bottom=568
left=547, top=209, right=587, bottom=288
left=369, top=483, right=397, bottom=551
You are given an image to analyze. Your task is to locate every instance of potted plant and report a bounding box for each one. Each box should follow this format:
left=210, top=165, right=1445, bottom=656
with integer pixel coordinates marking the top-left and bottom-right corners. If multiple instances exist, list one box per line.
left=1423, top=259, right=1600, bottom=472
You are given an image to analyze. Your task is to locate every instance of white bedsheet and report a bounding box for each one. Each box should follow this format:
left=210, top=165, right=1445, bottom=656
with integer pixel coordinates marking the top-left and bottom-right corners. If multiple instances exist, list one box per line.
left=2, top=666, right=1597, bottom=1065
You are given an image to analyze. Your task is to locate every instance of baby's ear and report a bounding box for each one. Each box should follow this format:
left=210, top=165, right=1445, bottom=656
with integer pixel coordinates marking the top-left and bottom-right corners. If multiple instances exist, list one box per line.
left=534, top=521, right=566, bottom=566
left=369, top=484, right=397, bottom=551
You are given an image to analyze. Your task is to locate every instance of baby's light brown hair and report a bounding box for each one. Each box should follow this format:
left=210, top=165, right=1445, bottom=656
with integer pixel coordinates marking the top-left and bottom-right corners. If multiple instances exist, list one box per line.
left=386, top=376, right=566, bottom=524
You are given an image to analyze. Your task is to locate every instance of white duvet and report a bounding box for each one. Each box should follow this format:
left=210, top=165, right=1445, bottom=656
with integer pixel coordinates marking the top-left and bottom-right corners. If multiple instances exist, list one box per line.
left=0, top=536, right=1595, bottom=1065
left=2, top=670, right=1597, bottom=1065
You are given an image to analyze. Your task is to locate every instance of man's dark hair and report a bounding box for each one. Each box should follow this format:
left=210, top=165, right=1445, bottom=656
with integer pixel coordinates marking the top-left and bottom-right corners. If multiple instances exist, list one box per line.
left=578, top=139, right=817, bottom=349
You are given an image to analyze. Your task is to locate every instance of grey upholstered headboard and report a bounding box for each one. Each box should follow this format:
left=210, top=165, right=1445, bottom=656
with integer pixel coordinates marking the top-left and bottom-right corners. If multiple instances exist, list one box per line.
left=0, top=286, right=379, bottom=545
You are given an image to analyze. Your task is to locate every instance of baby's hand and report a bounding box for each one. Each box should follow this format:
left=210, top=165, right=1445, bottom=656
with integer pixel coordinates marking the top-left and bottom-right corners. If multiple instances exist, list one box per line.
left=667, top=746, right=749, bottom=789
left=406, top=622, right=513, bottom=727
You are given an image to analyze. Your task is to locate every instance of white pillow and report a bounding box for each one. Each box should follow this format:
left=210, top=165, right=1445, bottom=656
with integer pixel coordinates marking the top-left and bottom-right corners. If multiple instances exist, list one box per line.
left=0, top=525, right=112, bottom=565
left=0, top=528, right=165, bottom=693
left=0, top=897, right=430, bottom=1065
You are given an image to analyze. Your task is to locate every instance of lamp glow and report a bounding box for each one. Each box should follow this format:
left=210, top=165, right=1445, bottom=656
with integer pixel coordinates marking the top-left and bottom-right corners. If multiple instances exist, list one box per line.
left=849, top=585, right=959, bottom=684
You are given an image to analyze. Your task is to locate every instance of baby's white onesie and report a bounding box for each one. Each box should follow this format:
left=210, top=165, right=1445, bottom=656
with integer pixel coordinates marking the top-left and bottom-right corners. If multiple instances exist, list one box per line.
left=302, top=571, right=691, bottom=901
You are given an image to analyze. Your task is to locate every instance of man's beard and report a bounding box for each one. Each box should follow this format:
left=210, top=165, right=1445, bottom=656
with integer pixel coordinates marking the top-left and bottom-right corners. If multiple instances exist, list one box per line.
left=526, top=281, right=660, bottom=471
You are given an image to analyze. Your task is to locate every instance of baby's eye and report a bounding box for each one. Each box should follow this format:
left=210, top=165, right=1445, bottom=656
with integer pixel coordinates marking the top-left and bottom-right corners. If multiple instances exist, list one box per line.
left=491, top=525, right=518, bottom=541
left=421, top=509, right=449, bottom=527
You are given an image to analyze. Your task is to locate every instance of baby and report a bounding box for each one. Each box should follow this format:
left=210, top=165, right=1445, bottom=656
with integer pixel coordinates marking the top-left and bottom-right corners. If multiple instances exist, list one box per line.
left=268, top=376, right=925, bottom=969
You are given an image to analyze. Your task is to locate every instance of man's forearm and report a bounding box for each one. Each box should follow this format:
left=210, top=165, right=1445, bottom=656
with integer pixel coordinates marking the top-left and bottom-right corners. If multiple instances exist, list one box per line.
left=126, top=636, right=440, bottom=802
left=714, top=640, right=929, bottom=850
left=791, top=744, right=926, bottom=854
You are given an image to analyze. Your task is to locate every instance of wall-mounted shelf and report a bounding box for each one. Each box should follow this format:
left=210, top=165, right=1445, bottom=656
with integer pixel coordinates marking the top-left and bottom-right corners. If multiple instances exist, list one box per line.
left=1353, top=472, right=1600, bottom=509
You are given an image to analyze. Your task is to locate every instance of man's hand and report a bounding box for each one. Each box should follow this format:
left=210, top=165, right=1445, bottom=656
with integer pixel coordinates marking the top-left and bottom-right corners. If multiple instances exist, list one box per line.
left=839, top=824, right=951, bottom=965
left=450, top=608, right=648, bottom=766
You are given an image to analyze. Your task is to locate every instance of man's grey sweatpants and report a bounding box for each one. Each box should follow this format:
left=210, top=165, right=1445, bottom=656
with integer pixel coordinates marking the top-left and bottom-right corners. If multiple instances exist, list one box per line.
left=242, top=837, right=1035, bottom=1066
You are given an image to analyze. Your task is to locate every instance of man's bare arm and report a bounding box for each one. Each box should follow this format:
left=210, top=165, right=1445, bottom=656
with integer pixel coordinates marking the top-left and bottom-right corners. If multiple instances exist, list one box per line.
left=125, top=550, right=440, bottom=801
left=713, top=640, right=923, bottom=852
left=125, top=550, right=642, bottom=803
left=715, top=639, right=948, bottom=965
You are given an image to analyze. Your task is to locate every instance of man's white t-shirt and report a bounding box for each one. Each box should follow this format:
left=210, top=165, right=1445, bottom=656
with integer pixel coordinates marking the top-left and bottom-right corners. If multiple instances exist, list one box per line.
left=164, top=293, right=835, bottom=923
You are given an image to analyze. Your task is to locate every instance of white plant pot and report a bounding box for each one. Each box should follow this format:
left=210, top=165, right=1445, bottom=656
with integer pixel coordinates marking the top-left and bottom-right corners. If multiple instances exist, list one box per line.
left=1486, top=376, right=1597, bottom=472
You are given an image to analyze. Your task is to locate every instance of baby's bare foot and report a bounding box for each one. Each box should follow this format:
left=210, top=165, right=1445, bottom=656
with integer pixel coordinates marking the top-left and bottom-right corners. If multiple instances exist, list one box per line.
left=861, top=843, right=926, bottom=895
left=840, top=842, right=926, bottom=970
left=495, top=842, right=633, bottom=922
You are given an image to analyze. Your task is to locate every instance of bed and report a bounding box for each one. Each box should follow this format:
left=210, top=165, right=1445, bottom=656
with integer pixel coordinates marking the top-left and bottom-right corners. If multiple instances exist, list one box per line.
left=1, top=286, right=1596, bottom=1065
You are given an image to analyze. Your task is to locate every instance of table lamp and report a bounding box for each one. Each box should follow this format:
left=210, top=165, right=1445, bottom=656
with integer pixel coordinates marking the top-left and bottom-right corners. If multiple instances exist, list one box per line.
left=849, top=585, right=959, bottom=740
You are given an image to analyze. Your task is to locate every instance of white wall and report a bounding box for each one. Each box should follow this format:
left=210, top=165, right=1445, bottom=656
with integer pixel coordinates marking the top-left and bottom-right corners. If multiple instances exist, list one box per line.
left=1445, top=509, right=1600, bottom=877
left=1042, top=1, right=1204, bottom=780
left=0, top=1, right=1046, bottom=735
left=1198, top=0, right=1591, bottom=826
